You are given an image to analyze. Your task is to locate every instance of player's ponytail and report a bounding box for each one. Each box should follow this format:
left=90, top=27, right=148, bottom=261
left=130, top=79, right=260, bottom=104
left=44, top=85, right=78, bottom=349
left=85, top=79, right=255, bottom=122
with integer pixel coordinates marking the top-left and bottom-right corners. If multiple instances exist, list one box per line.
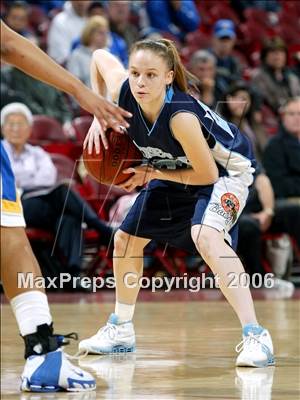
left=130, top=39, right=198, bottom=93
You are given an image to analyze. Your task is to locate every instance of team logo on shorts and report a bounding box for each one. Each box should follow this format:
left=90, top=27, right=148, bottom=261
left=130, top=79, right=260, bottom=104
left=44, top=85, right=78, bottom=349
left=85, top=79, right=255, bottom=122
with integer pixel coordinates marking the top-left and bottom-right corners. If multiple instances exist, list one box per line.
left=221, top=192, right=240, bottom=223
left=221, top=193, right=240, bottom=213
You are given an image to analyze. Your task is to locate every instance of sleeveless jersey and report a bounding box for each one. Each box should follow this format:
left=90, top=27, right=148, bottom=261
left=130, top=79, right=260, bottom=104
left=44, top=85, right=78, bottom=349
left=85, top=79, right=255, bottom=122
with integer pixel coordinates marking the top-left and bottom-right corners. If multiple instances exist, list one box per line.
left=118, top=79, right=256, bottom=178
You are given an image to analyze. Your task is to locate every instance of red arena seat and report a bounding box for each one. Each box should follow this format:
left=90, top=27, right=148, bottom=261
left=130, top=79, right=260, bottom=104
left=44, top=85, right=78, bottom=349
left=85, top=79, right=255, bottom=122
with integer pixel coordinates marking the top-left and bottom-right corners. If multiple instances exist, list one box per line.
left=64, top=116, right=93, bottom=144
left=31, top=115, right=65, bottom=144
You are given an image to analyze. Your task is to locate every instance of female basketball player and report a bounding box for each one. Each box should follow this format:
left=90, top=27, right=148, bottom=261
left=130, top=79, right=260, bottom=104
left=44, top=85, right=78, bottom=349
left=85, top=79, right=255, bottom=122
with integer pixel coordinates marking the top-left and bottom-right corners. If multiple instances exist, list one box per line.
left=80, top=39, right=274, bottom=368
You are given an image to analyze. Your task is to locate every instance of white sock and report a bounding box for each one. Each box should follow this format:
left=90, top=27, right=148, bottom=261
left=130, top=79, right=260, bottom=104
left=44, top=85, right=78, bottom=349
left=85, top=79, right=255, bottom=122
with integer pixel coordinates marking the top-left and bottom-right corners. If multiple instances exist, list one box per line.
left=10, top=291, right=52, bottom=336
left=115, top=302, right=135, bottom=323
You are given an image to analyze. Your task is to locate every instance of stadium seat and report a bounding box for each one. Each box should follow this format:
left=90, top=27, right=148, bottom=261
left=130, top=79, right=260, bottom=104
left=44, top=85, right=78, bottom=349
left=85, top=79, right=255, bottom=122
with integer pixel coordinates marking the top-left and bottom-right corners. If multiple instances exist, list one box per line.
left=64, top=116, right=93, bottom=144
left=50, top=153, right=79, bottom=184
left=78, top=175, right=127, bottom=220
left=260, top=105, right=279, bottom=135
left=243, top=8, right=270, bottom=28
left=239, top=21, right=269, bottom=46
left=208, top=2, right=239, bottom=25
left=31, top=115, right=65, bottom=143
left=185, top=30, right=212, bottom=50
left=30, top=115, right=81, bottom=159
left=275, top=23, right=300, bottom=46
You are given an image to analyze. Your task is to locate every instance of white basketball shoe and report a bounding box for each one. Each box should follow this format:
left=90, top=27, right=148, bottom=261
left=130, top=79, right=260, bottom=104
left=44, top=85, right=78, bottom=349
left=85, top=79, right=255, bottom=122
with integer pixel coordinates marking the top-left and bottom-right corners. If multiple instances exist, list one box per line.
left=78, top=314, right=135, bottom=355
left=21, top=348, right=96, bottom=392
left=236, top=324, right=275, bottom=368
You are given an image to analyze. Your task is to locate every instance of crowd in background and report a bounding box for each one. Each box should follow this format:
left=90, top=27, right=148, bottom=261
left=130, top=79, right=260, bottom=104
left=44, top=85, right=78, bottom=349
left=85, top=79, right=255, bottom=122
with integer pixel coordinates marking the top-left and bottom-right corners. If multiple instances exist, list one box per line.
left=1, top=0, right=300, bottom=294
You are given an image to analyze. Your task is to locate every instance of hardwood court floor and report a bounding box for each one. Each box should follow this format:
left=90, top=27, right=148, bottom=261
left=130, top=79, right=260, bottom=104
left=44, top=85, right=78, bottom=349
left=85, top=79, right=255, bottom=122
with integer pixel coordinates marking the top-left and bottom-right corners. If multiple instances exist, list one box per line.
left=1, top=292, right=300, bottom=400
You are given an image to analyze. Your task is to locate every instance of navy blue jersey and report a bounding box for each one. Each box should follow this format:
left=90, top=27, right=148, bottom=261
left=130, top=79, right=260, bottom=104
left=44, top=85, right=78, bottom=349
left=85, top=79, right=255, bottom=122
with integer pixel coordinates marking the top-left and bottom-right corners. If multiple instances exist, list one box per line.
left=118, top=79, right=256, bottom=177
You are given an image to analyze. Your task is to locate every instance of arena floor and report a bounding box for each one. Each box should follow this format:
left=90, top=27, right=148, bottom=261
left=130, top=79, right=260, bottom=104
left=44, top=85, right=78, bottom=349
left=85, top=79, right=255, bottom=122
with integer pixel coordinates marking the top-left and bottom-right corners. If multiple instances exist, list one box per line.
left=1, top=289, right=300, bottom=400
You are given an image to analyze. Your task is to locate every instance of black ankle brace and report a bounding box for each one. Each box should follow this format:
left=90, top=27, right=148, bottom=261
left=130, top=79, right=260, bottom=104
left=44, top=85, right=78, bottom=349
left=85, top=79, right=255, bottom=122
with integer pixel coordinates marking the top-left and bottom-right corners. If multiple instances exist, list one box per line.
left=22, top=323, right=78, bottom=359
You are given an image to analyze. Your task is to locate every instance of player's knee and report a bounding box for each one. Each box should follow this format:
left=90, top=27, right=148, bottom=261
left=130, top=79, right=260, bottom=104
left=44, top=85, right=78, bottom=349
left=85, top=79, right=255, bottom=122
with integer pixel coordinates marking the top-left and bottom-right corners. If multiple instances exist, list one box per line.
left=114, top=229, right=130, bottom=254
left=197, top=233, right=215, bottom=261
left=192, top=226, right=219, bottom=261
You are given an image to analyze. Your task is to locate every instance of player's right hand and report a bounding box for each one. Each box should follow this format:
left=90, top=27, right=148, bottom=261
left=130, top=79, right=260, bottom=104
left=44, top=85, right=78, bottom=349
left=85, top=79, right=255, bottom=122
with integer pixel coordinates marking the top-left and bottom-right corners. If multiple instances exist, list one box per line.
left=77, top=86, right=132, bottom=151
left=84, top=117, right=107, bottom=154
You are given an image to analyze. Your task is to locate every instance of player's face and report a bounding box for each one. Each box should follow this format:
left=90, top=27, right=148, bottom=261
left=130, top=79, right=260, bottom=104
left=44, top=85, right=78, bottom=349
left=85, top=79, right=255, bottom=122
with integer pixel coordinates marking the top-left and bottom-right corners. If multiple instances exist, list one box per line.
left=281, top=100, right=300, bottom=138
left=129, top=50, right=174, bottom=106
left=2, top=113, right=31, bottom=148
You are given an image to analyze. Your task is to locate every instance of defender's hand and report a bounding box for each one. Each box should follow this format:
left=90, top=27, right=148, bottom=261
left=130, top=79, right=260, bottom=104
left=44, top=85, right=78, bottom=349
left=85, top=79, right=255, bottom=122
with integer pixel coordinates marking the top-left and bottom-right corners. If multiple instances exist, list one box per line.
left=76, top=85, right=131, bottom=127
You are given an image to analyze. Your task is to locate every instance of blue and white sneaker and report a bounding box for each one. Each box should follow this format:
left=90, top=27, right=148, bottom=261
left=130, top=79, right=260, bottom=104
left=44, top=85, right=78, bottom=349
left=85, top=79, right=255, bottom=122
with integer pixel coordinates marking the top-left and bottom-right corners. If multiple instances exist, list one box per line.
left=78, top=314, right=135, bottom=354
left=235, top=324, right=275, bottom=367
left=21, top=349, right=96, bottom=392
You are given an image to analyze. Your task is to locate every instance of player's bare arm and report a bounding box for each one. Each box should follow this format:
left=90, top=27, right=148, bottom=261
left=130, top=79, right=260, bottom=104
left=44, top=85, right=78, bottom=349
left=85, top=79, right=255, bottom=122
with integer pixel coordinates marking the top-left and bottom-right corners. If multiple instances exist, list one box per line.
left=121, top=112, right=219, bottom=191
left=169, top=112, right=218, bottom=184
left=0, top=20, right=131, bottom=139
left=84, top=49, right=129, bottom=153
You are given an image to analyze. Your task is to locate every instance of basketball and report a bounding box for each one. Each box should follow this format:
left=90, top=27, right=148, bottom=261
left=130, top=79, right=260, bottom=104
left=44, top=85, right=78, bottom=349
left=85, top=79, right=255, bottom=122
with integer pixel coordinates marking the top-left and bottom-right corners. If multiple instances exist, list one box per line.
left=83, top=128, right=143, bottom=185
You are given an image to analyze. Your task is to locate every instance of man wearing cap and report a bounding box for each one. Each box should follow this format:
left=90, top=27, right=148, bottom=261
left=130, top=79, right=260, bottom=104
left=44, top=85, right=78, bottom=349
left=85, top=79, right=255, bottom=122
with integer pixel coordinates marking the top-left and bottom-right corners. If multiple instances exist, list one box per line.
left=210, top=19, right=242, bottom=88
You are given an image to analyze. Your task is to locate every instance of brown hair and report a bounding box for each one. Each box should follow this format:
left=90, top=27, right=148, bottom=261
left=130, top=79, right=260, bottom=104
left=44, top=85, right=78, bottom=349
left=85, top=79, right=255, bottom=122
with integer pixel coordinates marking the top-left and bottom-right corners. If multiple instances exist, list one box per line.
left=130, top=39, right=198, bottom=93
left=81, top=16, right=108, bottom=47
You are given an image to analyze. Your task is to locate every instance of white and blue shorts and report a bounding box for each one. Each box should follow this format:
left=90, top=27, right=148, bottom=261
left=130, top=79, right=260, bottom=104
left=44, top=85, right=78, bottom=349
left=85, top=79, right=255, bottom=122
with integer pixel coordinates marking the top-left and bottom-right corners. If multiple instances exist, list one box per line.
left=120, top=172, right=253, bottom=252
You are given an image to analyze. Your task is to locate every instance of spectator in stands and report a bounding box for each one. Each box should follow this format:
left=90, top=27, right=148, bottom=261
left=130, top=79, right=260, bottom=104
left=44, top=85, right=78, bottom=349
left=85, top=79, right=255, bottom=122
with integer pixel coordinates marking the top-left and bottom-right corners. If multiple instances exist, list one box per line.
left=146, top=0, right=200, bottom=42
left=1, top=66, right=73, bottom=124
left=67, top=16, right=110, bottom=88
left=219, top=81, right=268, bottom=162
left=4, top=0, right=37, bottom=44
left=67, top=15, right=128, bottom=86
left=106, top=0, right=139, bottom=49
left=237, top=169, right=298, bottom=295
left=87, top=1, right=106, bottom=17
left=251, top=37, right=300, bottom=114
left=210, top=19, right=242, bottom=88
left=1, top=102, right=113, bottom=277
left=263, top=97, right=300, bottom=199
left=47, top=0, right=91, bottom=64
left=188, top=50, right=227, bottom=109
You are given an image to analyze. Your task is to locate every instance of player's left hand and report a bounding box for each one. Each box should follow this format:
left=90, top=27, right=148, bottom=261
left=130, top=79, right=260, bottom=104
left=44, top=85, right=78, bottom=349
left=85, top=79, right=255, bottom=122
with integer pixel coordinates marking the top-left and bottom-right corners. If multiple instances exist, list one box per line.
left=118, top=165, right=156, bottom=192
